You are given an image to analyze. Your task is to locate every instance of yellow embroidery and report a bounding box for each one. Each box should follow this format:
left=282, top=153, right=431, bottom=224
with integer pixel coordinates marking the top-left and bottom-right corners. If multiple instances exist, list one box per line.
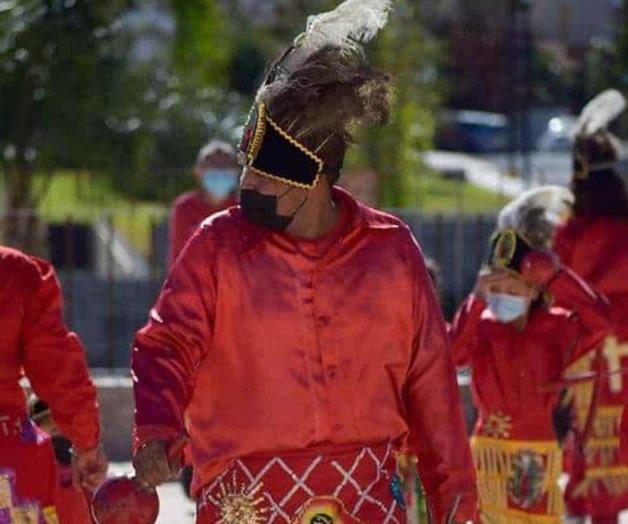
left=481, top=412, right=513, bottom=439
left=0, top=471, right=49, bottom=523
left=9, top=506, right=40, bottom=524
left=0, top=473, right=12, bottom=507
left=602, top=335, right=628, bottom=393
left=42, top=506, right=60, bottom=524
left=215, top=472, right=267, bottom=524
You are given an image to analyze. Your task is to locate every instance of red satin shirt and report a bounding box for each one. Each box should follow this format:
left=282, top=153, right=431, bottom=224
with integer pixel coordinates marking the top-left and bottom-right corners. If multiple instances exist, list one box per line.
left=450, top=268, right=611, bottom=440
left=168, top=190, right=237, bottom=267
left=555, top=217, right=628, bottom=341
left=555, top=218, right=628, bottom=475
left=133, top=188, right=477, bottom=522
left=0, top=247, right=100, bottom=452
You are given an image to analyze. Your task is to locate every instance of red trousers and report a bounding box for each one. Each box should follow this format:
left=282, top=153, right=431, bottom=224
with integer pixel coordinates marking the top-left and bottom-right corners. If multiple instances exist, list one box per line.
left=55, top=464, right=93, bottom=524
left=0, top=415, right=58, bottom=522
left=196, top=442, right=406, bottom=524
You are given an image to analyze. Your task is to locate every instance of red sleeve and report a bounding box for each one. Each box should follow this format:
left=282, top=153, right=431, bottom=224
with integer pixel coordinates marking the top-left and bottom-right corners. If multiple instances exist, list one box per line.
left=547, top=267, right=612, bottom=363
left=132, top=227, right=216, bottom=453
left=403, top=235, right=477, bottom=524
left=621, top=407, right=628, bottom=464
left=553, top=224, right=575, bottom=267
left=448, top=295, right=485, bottom=367
left=21, top=258, right=100, bottom=452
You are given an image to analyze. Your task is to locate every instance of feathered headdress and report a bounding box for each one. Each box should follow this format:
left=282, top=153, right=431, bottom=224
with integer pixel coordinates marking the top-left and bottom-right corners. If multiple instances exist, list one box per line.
left=258, top=0, right=393, bottom=100
left=571, top=89, right=627, bottom=181
left=572, top=89, right=626, bottom=139
left=498, top=185, right=574, bottom=249
left=239, top=0, right=394, bottom=188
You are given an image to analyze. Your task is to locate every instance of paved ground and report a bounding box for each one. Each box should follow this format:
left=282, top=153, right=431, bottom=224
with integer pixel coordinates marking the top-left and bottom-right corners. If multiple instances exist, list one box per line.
left=109, top=463, right=196, bottom=523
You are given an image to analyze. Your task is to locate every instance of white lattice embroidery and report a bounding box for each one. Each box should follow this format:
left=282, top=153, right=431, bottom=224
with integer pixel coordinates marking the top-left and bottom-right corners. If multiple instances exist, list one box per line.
left=199, top=443, right=401, bottom=523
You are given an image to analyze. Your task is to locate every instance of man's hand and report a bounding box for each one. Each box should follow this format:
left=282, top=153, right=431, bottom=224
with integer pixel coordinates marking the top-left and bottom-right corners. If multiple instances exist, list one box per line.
left=74, top=444, right=108, bottom=492
left=133, top=440, right=173, bottom=489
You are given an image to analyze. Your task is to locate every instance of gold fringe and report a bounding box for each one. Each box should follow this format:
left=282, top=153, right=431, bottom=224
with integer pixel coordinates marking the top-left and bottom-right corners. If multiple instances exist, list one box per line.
left=42, top=506, right=60, bottom=524
left=572, top=467, right=628, bottom=497
left=571, top=407, right=628, bottom=498
left=602, top=336, right=628, bottom=393
left=479, top=504, right=562, bottom=524
left=471, top=436, right=564, bottom=524
left=591, top=406, right=623, bottom=439
left=581, top=407, right=623, bottom=468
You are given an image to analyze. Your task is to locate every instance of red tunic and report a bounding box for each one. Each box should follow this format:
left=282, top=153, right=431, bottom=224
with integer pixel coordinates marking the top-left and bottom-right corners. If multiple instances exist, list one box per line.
left=450, top=268, right=610, bottom=521
left=555, top=217, right=628, bottom=517
left=168, top=190, right=237, bottom=268
left=55, top=462, right=93, bottom=524
left=0, top=424, right=58, bottom=522
left=133, top=188, right=477, bottom=523
left=0, top=247, right=100, bottom=516
left=451, top=269, right=609, bottom=441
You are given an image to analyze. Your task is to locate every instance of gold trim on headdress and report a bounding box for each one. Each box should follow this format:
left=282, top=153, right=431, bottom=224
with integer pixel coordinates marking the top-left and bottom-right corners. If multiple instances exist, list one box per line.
left=239, top=102, right=325, bottom=189
left=492, top=229, right=518, bottom=268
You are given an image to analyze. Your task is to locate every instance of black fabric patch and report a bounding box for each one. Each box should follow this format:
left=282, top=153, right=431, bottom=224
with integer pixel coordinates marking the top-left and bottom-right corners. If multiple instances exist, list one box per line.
left=253, top=122, right=320, bottom=187
left=487, top=231, right=533, bottom=273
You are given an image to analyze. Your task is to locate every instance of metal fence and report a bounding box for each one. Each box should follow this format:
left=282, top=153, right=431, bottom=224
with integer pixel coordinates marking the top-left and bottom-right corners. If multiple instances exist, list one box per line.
left=2, top=210, right=497, bottom=368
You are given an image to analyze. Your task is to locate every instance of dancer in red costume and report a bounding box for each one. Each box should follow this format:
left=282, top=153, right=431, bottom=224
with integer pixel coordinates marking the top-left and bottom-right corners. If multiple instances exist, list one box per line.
left=0, top=246, right=107, bottom=522
left=168, top=140, right=239, bottom=268
left=553, top=90, right=628, bottom=524
left=450, top=187, right=611, bottom=524
left=30, top=396, right=94, bottom=524
left=131, top=1, right=477, bottom=522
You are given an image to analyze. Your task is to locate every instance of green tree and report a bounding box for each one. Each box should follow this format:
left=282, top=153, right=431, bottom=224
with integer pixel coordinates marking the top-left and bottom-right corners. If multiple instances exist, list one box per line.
left=169, top=0, right=230, bottom=86
left=354, top=1, right=442, bottom=208
left=0, top=0, right=131, bottom=249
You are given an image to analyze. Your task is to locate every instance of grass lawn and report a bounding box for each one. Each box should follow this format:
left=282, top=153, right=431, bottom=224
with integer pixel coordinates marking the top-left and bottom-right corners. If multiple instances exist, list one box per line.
left=35, top=172, right=168, bottom=257
left=414, top=172, right=511, bottom=214
left=7, top=169, right=507, bottom=256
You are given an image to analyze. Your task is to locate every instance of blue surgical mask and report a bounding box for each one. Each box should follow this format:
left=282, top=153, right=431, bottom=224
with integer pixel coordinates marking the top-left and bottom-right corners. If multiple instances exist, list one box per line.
left=201, top=169, right=238, bottom=200
left=486, top=292, right=529, bottom=323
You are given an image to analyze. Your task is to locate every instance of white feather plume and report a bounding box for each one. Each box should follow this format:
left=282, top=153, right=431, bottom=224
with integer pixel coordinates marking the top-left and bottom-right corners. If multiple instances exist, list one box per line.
left=499, top=186, right=574, bottom=247
left=572, top=89, right=626, bottom=138
left=304, top=0, right=393, bottom=52
left=275, top=0, right=392, bottom=78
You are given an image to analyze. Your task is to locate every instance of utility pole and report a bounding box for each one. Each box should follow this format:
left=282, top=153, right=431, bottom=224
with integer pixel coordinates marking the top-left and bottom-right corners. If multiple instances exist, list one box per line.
left=506, top=0, right=534, bottom=183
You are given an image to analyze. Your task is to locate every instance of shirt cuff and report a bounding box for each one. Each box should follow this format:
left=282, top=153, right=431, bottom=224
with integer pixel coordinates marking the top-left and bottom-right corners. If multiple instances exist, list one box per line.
left=133, top=424, right=182, bottom=457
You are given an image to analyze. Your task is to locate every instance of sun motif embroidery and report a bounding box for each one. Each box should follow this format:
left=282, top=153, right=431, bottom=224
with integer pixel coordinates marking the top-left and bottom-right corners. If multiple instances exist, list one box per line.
left=215, top=472, right=268, bottom=524
left=482, top=412, right=513, bottom=439
left=294, top=496, right=361, bottom=524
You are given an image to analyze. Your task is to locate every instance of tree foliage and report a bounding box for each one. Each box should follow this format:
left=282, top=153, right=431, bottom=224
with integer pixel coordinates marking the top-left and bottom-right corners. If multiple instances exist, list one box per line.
left=352, top=1, right=442, bottom=208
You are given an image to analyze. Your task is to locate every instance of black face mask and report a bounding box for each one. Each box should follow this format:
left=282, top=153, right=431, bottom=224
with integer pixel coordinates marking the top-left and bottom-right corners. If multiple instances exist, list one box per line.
left=240, top=188, right=306, bottom=231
